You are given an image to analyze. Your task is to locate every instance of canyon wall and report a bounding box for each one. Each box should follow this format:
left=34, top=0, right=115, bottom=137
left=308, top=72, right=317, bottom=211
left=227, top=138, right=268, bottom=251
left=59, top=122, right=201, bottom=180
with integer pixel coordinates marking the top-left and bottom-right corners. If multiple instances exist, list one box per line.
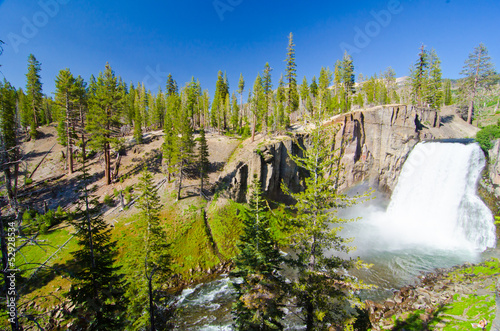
left=215, top=105, right=479, bottom=203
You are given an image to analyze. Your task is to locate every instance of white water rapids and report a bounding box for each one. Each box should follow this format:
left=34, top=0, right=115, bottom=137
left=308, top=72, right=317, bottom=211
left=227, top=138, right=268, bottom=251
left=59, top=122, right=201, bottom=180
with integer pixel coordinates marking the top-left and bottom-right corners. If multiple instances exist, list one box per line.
left=175, top=141, right=498, bottom=329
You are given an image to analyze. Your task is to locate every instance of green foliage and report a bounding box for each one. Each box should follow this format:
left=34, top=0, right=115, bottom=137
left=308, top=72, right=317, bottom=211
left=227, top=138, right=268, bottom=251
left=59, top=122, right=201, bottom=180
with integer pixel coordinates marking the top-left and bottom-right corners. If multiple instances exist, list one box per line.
left=21, top=206, right=69, bottom=235
left=125, top=168, right=174, bottom=330
left=208, top=200, right=244, bottom=258
left=231, top=177, right=285, bottom=330
left=86, top=63, right=124, bottom=185
left=68, top=163, right=127, bottom=330
left=25, top=54, right=43, bottom=138
left=285, top=32, right=299, bottom=115
left=281, top=117, right=372, bottom=330
left=103, top=193, right=114, bottom=207
left=410, top=45, right=443, bottom=109
left=197, top=126, right=210, bottom=195
left=475, top=122, right=500, bottom=150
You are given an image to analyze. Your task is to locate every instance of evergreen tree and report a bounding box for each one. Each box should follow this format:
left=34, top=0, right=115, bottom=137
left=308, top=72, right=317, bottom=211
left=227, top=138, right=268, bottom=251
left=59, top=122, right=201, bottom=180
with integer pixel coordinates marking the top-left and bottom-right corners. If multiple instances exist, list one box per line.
left=299, top=76, right=310, bottom=119
left=133, top=86, right=143, bottom=144
left=282, top=116, right=371, bottom=330
left=318, top=67, right=333, bottom=115
left=238, top=73, right=245, bottom=127
left=152, top=87, right=165, bottom=129
left=25, top=54, right=43, bottom=139
left=285, top=32, right=299, bottom=121
left=73, top=76, right=89, bottom=163
left=460, top=43, right=496, bottom=124
left=276, top=75, right=287, bottom=131
left=126, top=169, right=173, bottom=330
left=197, top=126, right=210, bottom=197
left=340, top=51, right=355, bottom=112
left=382, top=67, right=397, bottom=103
left=55, top=68, right=77, bottom=174
left=426, top=49, right=443, bottom=110
left=250, top=74, right=265, bottom=142
left=410, top=44, right=429, bottom=107
left=176, top=108, right=194, bottom=200
left=162, top=103, right=179, bottom=182
left=212, top=71, right=229, bottom=133
left=86, top=64, right=123, bottom=185
left=262, top=63, right=273, bottom=133
left=444, top=79, right=453, bottom=105
left=230, top=92, right=239, bottom=131
left=0, top=79, right=20, bottom=213
left=69, top=162, right=127, bottom=330
left=231, top=176, right=285, bottom=330
left=166, top=74, right=178, bottom=97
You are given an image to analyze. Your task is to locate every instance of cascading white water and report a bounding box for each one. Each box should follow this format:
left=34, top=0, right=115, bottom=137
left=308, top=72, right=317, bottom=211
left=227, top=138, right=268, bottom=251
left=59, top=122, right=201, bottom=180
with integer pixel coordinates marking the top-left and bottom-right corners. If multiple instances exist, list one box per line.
left=175, top=142, right=499, bottom=328
left=382, top=142, right=496, bottom=252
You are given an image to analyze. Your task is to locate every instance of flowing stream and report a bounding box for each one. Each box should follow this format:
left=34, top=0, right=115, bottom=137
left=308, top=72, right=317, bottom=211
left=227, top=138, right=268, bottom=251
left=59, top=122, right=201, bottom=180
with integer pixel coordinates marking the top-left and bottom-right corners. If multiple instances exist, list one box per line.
left=175, top=141, right=498, bottom=330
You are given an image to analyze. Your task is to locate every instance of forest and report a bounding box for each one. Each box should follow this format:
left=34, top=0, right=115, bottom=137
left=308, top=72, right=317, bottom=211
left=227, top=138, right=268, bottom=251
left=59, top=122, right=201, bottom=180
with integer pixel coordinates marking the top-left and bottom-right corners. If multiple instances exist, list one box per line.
left=1, top=33, right=500, bottom=330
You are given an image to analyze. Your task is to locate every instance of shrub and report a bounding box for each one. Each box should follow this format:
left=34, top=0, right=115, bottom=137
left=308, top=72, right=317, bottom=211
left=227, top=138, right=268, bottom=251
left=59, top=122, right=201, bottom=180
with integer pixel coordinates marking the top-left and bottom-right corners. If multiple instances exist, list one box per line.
left=103, top=194, right=114, bottom=207
left=476, top=121, right=500, bottom=151
left=124, top=185, right=133, bottom=194
left=40, top=224, right=49, bottom=234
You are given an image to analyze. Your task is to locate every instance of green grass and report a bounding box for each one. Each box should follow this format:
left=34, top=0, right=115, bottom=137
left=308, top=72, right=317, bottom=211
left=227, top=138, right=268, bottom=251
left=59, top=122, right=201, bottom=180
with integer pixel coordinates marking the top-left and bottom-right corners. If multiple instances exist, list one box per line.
left=16, top=227, right=78, bottom=276
left=113, top=195, right=224, bottom=283
left=208, top=199, right=244, bottom=259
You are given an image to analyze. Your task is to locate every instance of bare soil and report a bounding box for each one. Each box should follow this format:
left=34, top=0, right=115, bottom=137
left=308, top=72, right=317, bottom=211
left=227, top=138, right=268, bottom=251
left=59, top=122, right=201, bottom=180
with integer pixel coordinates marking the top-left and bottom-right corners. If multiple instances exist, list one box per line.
left=13, top=125, right=241, bottom=218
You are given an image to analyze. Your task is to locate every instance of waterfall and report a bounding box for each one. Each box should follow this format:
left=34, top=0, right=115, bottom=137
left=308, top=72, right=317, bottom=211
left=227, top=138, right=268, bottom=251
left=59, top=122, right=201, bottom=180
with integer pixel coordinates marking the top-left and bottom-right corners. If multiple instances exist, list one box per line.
left=384, top=141, right=496, bottom=252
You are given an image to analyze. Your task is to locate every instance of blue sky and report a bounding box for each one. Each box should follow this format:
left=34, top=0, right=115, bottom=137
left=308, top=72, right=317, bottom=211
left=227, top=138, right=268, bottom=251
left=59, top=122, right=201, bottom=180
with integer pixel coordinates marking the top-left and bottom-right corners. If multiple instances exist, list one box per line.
left=0, top=0, right=499, bottom=97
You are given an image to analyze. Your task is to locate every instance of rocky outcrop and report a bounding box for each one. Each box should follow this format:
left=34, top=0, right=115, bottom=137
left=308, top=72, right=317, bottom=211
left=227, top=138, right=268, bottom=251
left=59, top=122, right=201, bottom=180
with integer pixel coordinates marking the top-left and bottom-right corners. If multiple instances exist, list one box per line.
left=215, top=105, right=478, bottom=203
left=487, top=139, right=500, bottom=198
left=367, top=260, right=500, bottom=330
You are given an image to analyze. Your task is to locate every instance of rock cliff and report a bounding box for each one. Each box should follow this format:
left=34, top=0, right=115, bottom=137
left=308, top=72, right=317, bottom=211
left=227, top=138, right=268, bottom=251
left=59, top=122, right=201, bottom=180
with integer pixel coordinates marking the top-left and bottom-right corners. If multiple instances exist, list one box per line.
left=214, top=105, right=478, bottom=203
left=487, top=139, right=500, bottom=199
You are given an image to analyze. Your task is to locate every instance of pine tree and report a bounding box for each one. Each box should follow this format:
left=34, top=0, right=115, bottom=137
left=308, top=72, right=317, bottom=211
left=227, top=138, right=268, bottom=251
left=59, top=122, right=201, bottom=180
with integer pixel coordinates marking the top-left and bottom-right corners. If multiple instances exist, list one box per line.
left=444, top=79, right=453, bottom=106
left=166, top=74, right=178, bottom=97
left=212, top=71, right=228, bottom=133
left=230, top=92, right=239, bottom=131
left=86, top=64, right=123, bottom=185
left=460, top=43, right=496, bottom=124
left=69, top=162, right=127, bottom=330
left=250, top=74, right=265, bottom=142
left=231, top=176, right=285, bottom=330
left=55, top=68, right=76, bottom=174
left=282, top=116, right=371, bottom=330
left=177, top=108, right=194, bottom=200
left=340, top=51, right=355, bottom=112
left=0, top=79, right=20, bottom=213
left=73, top=75, right=88, bottom=163
left=299, top=76, right=310, bottom=119
left=426, top=49, right=443, bottom=110
left=276, top=75, right=287, bottom=131
left=318, top=67, right=333, bottom=115
left=133, top=86, right=143, bottom=144
left=162, top=95, right=179, bottom=182
left=237, top=73, right=245, bottom=127
left=25, top=54, right=43, bottom=139
left=410, top=44, right=430, bottom=107
left=262, top=63, right=273, bottom=133
left=197, top=126, right=210, bottom=197
left=125, top=169, right=173, bottom=330
left=285, top=32, right=299, bottom=122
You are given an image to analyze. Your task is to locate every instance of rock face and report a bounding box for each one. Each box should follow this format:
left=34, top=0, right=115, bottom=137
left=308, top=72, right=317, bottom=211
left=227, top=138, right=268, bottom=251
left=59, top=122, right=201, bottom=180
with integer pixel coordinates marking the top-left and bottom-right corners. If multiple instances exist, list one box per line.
left=215, top=105, right=478, bottom=203
left=487, top=139, right=500, bottom=198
